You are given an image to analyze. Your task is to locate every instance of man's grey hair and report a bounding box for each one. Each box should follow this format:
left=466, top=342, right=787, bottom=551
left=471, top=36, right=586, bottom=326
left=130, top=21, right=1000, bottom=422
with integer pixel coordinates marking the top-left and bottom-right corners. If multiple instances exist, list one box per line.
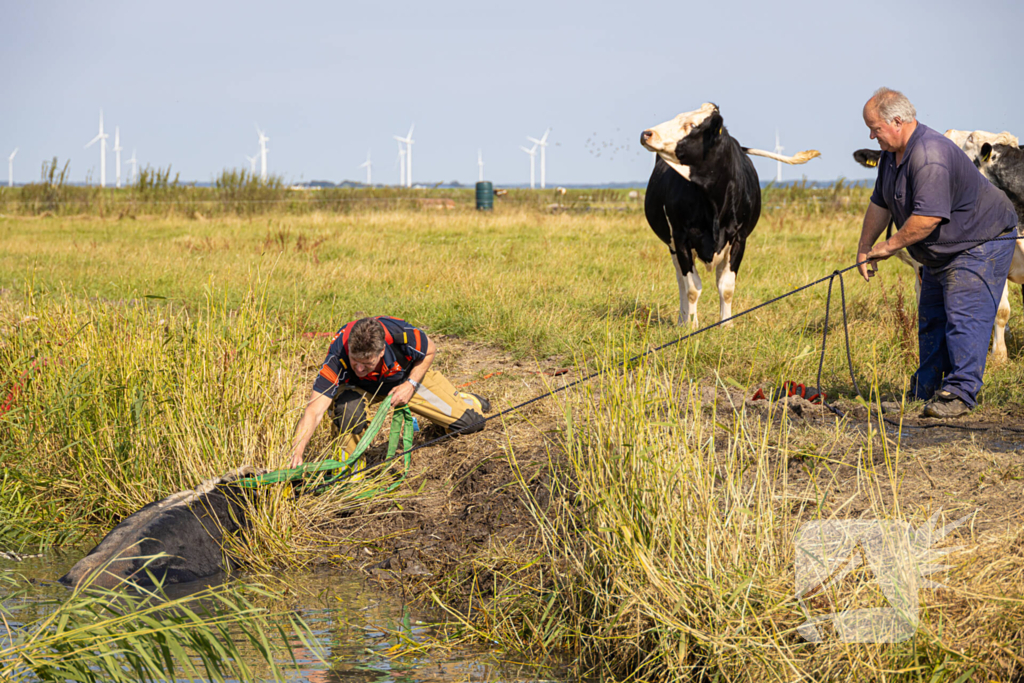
left=869, top=87, right=917, bottom=123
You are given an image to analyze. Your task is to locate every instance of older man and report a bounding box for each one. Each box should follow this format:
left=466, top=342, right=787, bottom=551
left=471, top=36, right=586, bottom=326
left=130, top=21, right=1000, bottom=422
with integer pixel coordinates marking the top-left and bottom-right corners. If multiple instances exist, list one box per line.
left=857, top=87, right=1018, bottom=417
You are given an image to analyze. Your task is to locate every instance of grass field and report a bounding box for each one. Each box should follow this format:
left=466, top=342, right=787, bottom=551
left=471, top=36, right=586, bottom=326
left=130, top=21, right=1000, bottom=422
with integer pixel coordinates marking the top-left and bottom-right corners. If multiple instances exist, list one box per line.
left=3, top=187, right=1024, bottom=680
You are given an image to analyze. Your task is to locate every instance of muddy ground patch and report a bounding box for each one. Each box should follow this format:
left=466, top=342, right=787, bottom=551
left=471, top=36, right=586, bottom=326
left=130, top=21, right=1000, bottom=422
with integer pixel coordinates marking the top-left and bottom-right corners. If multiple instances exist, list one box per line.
left=313, top=342, right=1024, bottom=611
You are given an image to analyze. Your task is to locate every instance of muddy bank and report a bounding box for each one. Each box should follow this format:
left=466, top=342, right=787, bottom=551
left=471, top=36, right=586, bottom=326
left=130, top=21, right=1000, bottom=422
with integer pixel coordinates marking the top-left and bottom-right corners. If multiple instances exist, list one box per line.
left=309, top=342, right=1024, bottom=607
left=314, top=337, right=571, bottom=593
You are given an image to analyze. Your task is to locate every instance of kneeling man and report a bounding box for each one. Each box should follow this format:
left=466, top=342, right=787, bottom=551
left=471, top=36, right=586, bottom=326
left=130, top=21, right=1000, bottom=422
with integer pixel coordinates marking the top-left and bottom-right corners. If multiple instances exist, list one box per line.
left=288, top=316, right=490, bottom=468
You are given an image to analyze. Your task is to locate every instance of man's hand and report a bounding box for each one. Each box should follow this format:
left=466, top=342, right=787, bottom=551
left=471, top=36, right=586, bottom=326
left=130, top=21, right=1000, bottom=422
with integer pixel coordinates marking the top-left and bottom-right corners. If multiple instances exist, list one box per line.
left=856, top=202, right=892, bottom=283
left=857, top=249, right=879, bottom=282
left=389, top=380, right=417, bottom=407
left=857, top=240, right=895, bottom=282
left=287, top=391, right=333, bottom=470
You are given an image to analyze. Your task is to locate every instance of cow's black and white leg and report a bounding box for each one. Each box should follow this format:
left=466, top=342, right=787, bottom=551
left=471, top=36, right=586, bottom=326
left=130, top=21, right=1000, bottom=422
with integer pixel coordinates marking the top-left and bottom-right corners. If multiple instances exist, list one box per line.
left=664, top=209, right=702, bottom=326
left=712, top=243, right=735, bottom=326
left=670, top=248, right=702, bottom=327
left=992, top=280, right=1010, bottom=362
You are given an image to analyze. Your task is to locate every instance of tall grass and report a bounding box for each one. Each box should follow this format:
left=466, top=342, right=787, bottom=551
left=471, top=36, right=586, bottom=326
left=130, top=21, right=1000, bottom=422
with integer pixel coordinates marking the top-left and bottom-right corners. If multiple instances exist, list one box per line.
left=428, top=341, right=1024, bottom=680
left=0, top=278, right=426, bottom=567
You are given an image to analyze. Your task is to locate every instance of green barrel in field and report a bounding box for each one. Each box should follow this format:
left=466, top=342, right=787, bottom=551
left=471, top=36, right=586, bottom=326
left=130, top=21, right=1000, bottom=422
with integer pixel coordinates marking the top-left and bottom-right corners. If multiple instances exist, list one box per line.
left=475, top=181, right=494, bottom=211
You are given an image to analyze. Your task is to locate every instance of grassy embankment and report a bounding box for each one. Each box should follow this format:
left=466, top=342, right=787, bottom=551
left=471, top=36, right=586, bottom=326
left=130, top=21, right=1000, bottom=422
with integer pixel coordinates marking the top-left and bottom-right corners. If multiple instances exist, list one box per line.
left=3, top=184, right=1024, bottom=680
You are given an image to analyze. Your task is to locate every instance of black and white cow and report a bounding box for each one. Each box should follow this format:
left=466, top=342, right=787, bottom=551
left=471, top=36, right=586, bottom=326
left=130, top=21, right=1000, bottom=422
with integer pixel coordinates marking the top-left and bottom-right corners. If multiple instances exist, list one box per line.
left=976, top=142, right=1024, bottom=219
left=640, top=103, right=820, bottom=327
left=852, top=129, right=1024, bottom=362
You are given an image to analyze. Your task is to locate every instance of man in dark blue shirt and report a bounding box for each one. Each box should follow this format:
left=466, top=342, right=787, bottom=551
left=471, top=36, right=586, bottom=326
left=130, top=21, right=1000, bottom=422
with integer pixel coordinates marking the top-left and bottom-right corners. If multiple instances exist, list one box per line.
left=857, top=88, right=1018, bottom=418
left=288, top=316, right=490, bottom=468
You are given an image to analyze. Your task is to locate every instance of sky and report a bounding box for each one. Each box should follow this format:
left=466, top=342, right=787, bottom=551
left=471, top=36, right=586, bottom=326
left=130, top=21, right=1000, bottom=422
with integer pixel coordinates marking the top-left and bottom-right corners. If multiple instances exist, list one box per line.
left=2, top=0, right=1022, bottom=187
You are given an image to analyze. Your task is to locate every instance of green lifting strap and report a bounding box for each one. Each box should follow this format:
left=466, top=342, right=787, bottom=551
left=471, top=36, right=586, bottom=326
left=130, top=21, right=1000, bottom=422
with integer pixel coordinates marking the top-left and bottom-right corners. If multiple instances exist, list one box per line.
left=236, top=396, right=414, bottom=492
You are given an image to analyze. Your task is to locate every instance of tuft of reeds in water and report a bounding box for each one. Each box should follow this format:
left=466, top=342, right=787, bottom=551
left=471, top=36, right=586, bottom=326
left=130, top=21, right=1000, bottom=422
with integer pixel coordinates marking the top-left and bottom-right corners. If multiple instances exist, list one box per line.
left=0, top=556, right=320, bottom=682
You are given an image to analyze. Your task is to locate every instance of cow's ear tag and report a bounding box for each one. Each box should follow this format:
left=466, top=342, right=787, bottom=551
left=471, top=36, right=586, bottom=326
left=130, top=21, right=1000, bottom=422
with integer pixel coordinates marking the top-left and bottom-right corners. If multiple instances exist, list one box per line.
left=718, top=126, right=723, bottom=135
left=867, top=158, right=877, bottom=167
left=982, top=147, right=992, bottom=162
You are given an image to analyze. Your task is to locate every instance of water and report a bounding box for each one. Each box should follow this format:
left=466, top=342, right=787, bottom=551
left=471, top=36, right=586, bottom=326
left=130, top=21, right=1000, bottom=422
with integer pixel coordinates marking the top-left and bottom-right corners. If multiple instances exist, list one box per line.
left=1, top=551, right=567, bottom=682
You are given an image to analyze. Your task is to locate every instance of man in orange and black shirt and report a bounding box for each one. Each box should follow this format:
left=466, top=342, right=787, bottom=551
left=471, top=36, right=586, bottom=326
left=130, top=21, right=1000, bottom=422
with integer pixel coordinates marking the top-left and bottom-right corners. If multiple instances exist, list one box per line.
left=288, top=316, right=490, bottom=468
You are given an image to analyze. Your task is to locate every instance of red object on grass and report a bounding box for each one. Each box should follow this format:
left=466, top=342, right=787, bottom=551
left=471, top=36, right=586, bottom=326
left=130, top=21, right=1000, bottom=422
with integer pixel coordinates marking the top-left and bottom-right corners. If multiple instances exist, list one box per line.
left=751, top=381, right=825, bottom=405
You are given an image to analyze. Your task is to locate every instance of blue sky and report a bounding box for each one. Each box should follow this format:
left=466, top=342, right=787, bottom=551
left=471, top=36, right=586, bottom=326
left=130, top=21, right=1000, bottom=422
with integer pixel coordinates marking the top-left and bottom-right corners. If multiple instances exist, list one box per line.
left=2, top=0, right=1021, bottom=186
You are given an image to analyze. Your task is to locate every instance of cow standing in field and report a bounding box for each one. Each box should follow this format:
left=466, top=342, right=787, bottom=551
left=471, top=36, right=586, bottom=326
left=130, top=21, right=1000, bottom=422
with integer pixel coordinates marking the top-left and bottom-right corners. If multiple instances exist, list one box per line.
left=640, top=103, right=820, bottom=327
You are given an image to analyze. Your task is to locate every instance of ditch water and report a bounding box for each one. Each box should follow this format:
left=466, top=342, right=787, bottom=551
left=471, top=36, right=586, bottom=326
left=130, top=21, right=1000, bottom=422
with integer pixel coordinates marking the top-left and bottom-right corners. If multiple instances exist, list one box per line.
left=2, top=550, right=568, bottom=682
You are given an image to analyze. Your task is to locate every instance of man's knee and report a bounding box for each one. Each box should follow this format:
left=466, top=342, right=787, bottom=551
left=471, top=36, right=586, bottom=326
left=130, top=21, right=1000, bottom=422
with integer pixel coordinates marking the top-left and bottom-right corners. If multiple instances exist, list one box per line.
left=331, top=390, right=367, bottom=436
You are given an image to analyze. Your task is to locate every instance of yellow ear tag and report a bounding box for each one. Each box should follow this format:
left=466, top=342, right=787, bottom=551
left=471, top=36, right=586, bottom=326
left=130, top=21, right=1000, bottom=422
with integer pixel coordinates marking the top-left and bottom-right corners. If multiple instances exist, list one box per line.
left=718, top=126, right=723, bottom=135
left=867, top=159, right=877, bottom=167
left=982, top=148, right=992, bottom=162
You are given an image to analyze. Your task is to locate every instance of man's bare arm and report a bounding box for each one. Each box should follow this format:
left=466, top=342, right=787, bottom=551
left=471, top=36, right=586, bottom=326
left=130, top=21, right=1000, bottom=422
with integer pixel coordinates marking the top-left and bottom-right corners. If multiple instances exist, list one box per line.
left=288, top=390, right=333, bottom=468
left=857, top=202, right=892, bottom=282
left=868, top=214, right=942, bottom=257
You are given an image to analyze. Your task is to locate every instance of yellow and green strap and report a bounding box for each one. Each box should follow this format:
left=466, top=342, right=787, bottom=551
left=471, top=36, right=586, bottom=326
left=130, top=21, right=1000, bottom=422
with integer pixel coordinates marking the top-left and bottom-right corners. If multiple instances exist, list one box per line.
left=236, top=396, right=413, bottom=493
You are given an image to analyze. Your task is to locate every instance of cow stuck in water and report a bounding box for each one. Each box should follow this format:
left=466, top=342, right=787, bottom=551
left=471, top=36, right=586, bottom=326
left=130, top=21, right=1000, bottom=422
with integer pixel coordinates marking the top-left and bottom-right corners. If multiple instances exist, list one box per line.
left=60, top=467, right=259, bottom=589
left=640, top=103, right=821, bottom=327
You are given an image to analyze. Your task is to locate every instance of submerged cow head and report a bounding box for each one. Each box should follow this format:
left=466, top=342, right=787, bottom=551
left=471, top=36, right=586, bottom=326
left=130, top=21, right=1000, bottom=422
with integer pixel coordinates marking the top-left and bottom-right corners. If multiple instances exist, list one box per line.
left=641, top=103, right=725, bottom=177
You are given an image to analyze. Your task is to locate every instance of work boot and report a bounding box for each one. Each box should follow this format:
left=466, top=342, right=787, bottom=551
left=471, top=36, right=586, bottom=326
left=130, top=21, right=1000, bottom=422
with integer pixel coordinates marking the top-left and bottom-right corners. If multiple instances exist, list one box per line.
left=446, top=391, right=491, bottom=436
left=923, top=390, right=971, bottom=419
left=467, top=392, right=491, bottom=413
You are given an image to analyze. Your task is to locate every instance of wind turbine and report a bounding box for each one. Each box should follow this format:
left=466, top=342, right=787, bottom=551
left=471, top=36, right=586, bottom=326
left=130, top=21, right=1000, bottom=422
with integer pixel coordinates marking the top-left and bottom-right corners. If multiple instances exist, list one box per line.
left=85, top=110, right=110, bottom=187
left=526, top=128, right=551, bottom=188
left=7, top=148, right=16, bottom=188
left=477, top=149, right=484, bottom=182
left=774, top=129, right=784, bottom=184
left=396, top=143, right=406, bottom=187
left=245, top=154, right=258, bottom=175
left=394, top=124, right=414, bottom=187
left=126, top=148, right=138, bottom=184
left=358, top=150, right=372, bottom=186
left=255, top=124, right=269, bottom=181
left=520, top=143, right=537, bottom=189
left=113, top=126, right=122, bottom=188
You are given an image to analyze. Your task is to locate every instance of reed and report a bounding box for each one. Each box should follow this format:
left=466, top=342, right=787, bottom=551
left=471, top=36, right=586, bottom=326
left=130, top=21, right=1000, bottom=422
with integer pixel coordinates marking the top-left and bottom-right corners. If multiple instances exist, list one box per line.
left=0, top=559, right=320, bottom=682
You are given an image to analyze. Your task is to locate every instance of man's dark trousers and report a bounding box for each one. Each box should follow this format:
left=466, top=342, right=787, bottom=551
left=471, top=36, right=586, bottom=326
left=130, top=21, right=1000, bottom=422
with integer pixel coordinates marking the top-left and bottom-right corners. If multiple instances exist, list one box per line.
left=912, top=229, right=1017, bottom=406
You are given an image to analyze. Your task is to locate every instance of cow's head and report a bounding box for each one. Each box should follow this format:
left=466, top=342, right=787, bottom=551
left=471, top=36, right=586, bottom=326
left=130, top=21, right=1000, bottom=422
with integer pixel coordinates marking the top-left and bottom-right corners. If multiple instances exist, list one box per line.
left=641, top=103, right=724, bottom=178
left=853, top=149, right=881, bottom=168
left=977, top=142, right=1001, bottom=169
left=945, top=129, right=1018, bottom=162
